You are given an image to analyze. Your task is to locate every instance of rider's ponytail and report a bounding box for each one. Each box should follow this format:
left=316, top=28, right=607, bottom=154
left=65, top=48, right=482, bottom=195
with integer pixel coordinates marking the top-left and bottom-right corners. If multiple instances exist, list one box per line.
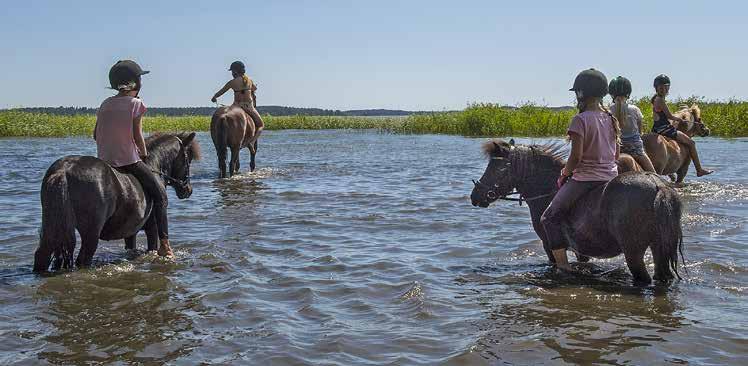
left=613, top=96, right=628, bottom=138
left=601, top=101, right=622, bottom=145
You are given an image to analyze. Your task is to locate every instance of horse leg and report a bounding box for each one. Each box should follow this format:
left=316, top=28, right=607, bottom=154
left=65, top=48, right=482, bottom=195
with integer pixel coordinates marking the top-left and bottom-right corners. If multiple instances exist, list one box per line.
left=248, top=141, right=257, bottom=172
left=144, top=214, right=159, bottom=252
left=623, top=248, right=652, bottom=285
left=542, top=242, right=556, bottom=264
left=50, top=248, right=63, bottom=271
left=675, top=163, right=689, bottom=185
left=76, top=225, right=102, bottom=268
left=125, top=234, right=136, bottom=251
left=217, top=149, right=227, bottom=179
left=229, top=146, right=240, bottom=176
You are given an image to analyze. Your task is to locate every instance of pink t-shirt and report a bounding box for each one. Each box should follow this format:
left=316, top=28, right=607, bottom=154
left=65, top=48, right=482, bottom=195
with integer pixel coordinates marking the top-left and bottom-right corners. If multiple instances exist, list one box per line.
left=95, top=96, right=147, bottom=167
left=567, top=110, right=618, bottom=182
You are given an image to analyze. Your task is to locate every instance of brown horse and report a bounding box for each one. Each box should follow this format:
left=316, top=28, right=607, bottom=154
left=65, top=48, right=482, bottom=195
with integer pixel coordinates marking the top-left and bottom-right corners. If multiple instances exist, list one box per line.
left=618, top=104, right=710, bottom=184
left=471, top=139, right=684, bottom=285
left=210, top=105, right=258, bottom=178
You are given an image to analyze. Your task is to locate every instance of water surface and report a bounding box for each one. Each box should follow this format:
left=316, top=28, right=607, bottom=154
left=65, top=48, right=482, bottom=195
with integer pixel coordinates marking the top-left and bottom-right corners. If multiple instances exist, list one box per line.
left=0, top=131, right=746, bottom=365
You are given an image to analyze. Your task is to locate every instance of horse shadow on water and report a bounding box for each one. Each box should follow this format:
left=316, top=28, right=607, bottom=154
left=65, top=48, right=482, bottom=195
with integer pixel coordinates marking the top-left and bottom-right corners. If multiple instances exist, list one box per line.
left=455, top=259, right=688, bottom=365
left=31, top=265, right=199, bottom=364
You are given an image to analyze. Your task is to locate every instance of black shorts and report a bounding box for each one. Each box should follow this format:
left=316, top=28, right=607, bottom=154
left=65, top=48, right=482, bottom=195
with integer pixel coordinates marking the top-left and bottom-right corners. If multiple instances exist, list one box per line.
left=652, top=124, right=678, bottom=139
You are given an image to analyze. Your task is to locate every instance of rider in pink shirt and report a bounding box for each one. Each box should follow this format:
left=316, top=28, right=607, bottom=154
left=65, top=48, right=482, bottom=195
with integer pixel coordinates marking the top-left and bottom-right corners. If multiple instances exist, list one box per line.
left=93, top=60, right=173, bottom=257
left=540, top=68, right=621, bottom=272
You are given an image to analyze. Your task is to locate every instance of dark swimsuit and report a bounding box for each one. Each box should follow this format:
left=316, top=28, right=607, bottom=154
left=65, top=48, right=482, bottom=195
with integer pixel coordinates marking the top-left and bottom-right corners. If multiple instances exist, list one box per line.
left=652, top=109, right=678, bottom=139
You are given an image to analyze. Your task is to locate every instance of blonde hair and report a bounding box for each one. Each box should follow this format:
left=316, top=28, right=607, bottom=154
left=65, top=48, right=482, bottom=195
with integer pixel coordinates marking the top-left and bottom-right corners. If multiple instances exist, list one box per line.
left=601, top=101, right=622, bottom=145
left=613, top=96, right=627, bottom=140
left=577, top=97, right=622, bottom=145
left=241, top=74, right=251, bottom=89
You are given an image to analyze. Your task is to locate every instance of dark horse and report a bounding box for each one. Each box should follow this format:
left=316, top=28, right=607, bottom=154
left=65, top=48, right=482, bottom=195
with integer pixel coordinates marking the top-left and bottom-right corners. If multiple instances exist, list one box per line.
left=211, top=105, right=258, bottom=178
left=33, top=132, right=201, bottom=272
left=470, top=139, right=684, bottom=284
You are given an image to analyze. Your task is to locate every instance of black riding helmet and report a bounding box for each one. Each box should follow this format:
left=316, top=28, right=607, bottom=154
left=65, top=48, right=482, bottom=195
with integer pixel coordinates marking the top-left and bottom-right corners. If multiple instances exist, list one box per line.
left=570, top=68, right=608, bottom=98
left=609, top=76, right=632, bottom=98
left=109, top=60, right=149, bottom=90
left=654, top=74, right=671, bottom=87
left=229, top=61, right=246, bottom=74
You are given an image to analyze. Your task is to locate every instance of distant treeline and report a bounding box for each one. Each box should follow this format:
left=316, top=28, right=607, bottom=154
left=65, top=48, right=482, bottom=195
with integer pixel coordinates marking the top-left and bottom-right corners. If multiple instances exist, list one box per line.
left=4, top=106, right=433, bottom=117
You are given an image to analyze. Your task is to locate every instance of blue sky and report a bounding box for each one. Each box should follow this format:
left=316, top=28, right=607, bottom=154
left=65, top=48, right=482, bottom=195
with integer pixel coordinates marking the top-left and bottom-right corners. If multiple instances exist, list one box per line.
left=1, top=0, right=745, bottom=110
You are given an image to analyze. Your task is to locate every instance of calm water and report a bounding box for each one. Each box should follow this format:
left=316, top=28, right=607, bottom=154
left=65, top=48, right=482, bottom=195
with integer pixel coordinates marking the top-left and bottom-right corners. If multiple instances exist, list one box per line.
left=0, top=131, right=746, bottom=365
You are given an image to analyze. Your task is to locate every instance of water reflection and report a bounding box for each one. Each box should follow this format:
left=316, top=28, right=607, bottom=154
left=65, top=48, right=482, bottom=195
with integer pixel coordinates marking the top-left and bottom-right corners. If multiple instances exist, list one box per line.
left=467, top=266, right=686, bottom=365
left=213, top=177, right=267, bottom=208
left=35, top=264, right=203, bottom=364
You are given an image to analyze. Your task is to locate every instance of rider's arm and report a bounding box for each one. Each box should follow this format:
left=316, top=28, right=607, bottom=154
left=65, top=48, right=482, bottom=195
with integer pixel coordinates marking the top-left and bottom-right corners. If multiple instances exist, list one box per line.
left=563, top=131, right=584, bottom=176
left=133, top=114, right=147, bottom=158
left=251, top=81, right=258, bottom=108
left=211, top=81, right=232, bottom=102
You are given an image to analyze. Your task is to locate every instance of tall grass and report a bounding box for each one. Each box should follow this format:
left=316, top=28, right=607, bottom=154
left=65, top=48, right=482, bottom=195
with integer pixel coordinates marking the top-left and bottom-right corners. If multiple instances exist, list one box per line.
left=0, top=111, right=406, bottom=138
left=1, top=98, right=746, bottom=138
left=397, top=98, right=748, bottom=137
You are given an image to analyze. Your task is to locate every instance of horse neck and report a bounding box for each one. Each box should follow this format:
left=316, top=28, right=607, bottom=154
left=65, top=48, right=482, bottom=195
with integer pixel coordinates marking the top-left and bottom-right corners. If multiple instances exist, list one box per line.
left=144, top=139, right=179, bottom=175
left=509, top=148, right=562, bottom=201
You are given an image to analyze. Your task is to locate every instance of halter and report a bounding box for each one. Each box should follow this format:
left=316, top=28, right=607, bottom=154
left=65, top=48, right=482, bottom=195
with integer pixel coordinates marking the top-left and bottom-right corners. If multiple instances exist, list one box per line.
left=151, top=136, right=191, bottom=189
left=474, top=145, right=557, bottom=206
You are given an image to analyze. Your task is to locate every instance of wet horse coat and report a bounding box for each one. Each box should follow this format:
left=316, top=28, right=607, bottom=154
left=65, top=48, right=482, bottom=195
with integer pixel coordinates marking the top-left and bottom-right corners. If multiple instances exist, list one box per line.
left=33, top=132, right=200, bottom=272
left=471, top=140, right=685, bottom=284
left=211, top=105, right=258, bottom=178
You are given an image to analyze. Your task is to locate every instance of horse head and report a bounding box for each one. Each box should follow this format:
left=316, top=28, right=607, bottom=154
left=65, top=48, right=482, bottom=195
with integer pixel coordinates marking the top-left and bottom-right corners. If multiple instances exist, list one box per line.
left=675, top=104, right=710, bottom=137
left=471, top=139, right=517, bottom=208
left=147, top=132, right=201, bottom=199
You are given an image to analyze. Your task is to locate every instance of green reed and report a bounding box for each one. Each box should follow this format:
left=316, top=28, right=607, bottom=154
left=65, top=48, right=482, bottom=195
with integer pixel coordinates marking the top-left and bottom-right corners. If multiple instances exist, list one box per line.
left=396, top=98, right=748, bottom=137
left=0, top=111, right=406, bottom=138
left=1, top=98, right=746, bottom=138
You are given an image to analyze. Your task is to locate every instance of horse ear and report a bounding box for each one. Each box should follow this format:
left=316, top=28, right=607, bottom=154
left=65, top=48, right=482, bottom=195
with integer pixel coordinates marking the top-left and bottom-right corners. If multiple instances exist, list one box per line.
left=182, top=132, right=197, bottom=147
left=509, top=138, right=515, bottom=146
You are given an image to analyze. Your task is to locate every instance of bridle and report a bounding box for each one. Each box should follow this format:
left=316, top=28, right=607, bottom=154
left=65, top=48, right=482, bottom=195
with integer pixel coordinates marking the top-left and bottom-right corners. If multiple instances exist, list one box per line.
left=473, top=146, right=557, bottom=206
left=151, top=136, right=191, bottom=190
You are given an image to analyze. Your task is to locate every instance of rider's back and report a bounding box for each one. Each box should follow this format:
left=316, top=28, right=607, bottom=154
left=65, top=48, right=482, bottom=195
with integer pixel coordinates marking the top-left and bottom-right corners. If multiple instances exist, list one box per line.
left=95, top=96, right=146, bottom=167
left=568, top=110, right=619, bottom=182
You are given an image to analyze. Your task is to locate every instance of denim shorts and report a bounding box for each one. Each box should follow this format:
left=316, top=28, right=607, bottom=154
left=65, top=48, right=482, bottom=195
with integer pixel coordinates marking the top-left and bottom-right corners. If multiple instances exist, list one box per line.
left=621, top=136, right=645, bottom=156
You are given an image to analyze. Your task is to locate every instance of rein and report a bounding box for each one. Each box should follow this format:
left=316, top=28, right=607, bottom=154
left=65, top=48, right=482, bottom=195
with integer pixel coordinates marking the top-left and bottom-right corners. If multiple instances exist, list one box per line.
left=474, top=145, right=557, bottom=206
left=497, top=190, right=557, bottom=206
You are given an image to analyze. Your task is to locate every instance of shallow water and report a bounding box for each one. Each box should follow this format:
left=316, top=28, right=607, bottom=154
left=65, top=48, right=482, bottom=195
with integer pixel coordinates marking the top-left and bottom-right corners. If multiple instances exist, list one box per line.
left=0, top=131, right=746, bottom=365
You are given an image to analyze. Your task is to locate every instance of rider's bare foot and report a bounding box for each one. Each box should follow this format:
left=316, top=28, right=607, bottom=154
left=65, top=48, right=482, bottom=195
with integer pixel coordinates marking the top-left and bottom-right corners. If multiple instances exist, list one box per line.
left=696, top=169, right=714, bottom=177
left=555, top=264, right=573, bottom=274
left=158, top=239, right=174, bottom=257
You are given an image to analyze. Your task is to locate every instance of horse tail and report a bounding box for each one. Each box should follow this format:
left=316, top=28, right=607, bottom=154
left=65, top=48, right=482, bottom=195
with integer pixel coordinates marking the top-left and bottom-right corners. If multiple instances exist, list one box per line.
left=34, top=166, right=76, bottom=272
left=216, top=115, right=229, bottom=162
left=652, top=184, right=685, bottom=280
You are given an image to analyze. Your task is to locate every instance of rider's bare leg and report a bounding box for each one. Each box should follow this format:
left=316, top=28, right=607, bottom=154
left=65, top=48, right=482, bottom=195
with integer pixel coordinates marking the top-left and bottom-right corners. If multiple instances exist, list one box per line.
left=552, top=249, right=572, bottom=272
left=245, top=107, right=264, bottom=144
left=675, top=131, right=713, bottom=176
left=634, top=153, right=656, bottom=173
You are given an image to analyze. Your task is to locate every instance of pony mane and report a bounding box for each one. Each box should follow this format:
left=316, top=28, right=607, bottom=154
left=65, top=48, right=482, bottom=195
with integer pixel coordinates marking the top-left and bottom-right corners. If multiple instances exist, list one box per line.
left=482, top=139, right=567, bottom=164
left=146, top=132, right=201, bottom=160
